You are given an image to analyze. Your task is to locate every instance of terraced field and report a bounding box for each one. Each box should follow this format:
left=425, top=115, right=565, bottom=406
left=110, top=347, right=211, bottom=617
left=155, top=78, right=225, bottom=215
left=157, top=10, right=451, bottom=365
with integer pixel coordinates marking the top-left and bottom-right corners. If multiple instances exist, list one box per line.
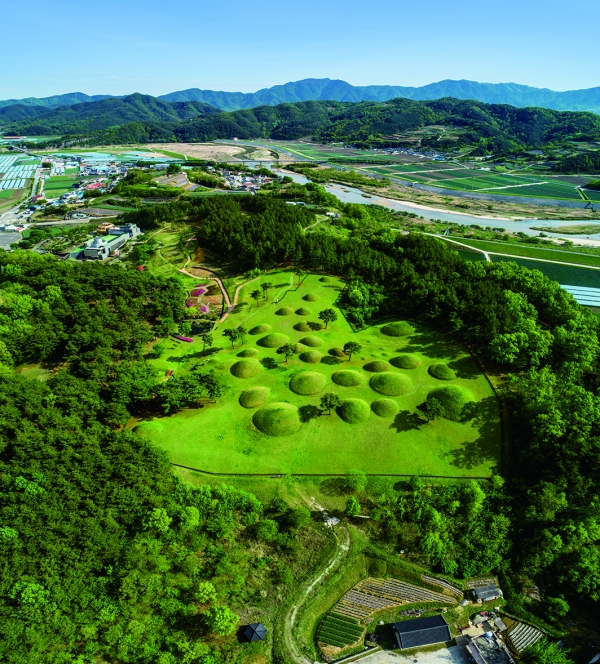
left=136, top=272, right=500, bottom=476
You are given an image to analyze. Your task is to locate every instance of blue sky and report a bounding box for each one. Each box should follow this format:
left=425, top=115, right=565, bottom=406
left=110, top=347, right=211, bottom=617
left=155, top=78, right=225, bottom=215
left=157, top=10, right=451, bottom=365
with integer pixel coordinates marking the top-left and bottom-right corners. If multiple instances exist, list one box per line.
left=1, top=0, right=598, bottom=98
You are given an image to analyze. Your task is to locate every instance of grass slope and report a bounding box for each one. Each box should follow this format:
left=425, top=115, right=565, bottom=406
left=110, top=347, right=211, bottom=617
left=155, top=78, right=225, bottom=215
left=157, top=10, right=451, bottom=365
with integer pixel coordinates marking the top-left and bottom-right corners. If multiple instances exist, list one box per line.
left=137, top=272, right=500, bottom=477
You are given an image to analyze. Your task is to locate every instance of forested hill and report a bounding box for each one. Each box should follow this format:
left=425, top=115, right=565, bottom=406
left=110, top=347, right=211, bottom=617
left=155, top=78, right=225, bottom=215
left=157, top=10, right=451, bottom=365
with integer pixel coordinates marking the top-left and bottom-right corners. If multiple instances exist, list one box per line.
left=71, top=97, right=600, bottom=153
left=3, top=93, right=219, bottom=134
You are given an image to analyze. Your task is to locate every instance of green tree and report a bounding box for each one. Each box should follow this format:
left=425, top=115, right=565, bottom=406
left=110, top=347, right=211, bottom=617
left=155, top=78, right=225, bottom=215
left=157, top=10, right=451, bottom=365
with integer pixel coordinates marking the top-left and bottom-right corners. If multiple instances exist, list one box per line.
left=276, top=343, right=295, bottom=362
left=194, top=581, right=217, bottom=605
left=201, top=332, right=213, bottom=355
left=261, top=281, right=273, bottom=299
left=256, top=519, right=279, bottom=542
left=346, top=496, right=361, bottom=517
left=223, top=328, right=239, bottom=348
left=250, top=289, right=262, bottom=308
left=237, top=325, right=247, bottom=345
left=346, top=469, right=367, bottom=492
left=343, top=341, right=362, bottom=361
left=204, top=606, right=239, bottom=636
left=180, top=320, right=192, bottom=336
left=166, top=163, right=182, bottom=175
left=318, top=308, right=338, bottom=329
left=146, top=508, right=172, bottom=534
left=417, top=397, right=445, bottom=421
left=521, top=639, right=574, bottom=664
left=320, top=392, right=342, bottom=415
left=289, top=506, right=311, bottom=528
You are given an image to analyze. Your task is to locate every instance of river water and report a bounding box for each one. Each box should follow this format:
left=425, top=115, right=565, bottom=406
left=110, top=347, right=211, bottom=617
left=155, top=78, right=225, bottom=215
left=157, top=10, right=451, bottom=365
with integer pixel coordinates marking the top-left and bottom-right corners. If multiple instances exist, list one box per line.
left=277, top=170, right=600, bottom=241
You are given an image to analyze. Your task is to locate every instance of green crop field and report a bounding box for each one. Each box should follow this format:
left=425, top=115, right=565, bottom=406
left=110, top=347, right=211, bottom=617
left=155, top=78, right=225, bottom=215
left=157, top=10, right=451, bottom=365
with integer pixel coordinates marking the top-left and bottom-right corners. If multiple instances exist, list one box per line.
left=136, top=272, right=500, bottom=477
left=0, top=190, right=13, bottom=199
left=490, top=256, right=600, bottom=287
left=43, top=175, right=76, bottom=197
left=584, top=190, right=600, bottom=202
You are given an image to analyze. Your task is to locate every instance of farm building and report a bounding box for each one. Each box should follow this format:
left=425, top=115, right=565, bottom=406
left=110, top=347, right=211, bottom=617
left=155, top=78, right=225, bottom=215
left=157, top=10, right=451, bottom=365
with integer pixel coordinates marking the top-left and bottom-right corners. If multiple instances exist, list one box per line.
left=473, top=585, right=503, bottom=603
left=392, top=615, right=451, bottom=650
left=243, top=623, right=267, bottom=642
left=467, top=634, right=513, bottom=664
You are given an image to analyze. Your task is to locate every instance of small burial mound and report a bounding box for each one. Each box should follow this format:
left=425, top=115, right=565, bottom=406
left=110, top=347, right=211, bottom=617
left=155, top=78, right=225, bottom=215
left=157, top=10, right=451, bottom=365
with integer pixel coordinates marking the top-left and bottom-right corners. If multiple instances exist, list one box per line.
left=337, top=398, right=371, bottom=424
left=371, top=398, right=400, bottom=418
left=294, top=322, right=312, bottom=332
left=363, top=360, right=391, bottom=373
left=299, top=350, right=324, bottom=364
left=331, top=370, right=363, bottom=387
left=230, top=358, right=262, bottom=379
left=275, top=306, right=294, bottom=316
left=295, top=306, right=312, bottom=316
left=238, top=348, right=259, bottom=358
left=299, top=335, right=323, bottom=347
left=290, top=371, right=327, bottom=396
left=390, top=354, right=422, bottom=369
left=257, top=332, right=290, bottom=348
left=329, top=346, right=346, bottom=358
left=319, top=276, right=331, bottom=283
left=249, top=324, right=271, bottom=335
left=428, top=363, right=456, bottom=381
left=302, top=293, right=319, bottom=302
left=239, top=387, right=270, bottom=408
left=292, top=342, right=307, bottom=354
left=381, top=322, right=414, bottom=337
left=253, top=402, right=302, bottom=436
left=427, top=385, right=475, bottom=421
left=370, top=372, right=412, bottom=396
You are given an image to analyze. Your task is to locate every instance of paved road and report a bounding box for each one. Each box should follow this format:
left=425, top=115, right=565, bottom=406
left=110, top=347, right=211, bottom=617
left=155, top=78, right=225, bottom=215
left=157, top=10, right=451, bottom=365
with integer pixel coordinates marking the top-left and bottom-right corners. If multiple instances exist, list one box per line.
left=360, top=645, right=470, bottom=664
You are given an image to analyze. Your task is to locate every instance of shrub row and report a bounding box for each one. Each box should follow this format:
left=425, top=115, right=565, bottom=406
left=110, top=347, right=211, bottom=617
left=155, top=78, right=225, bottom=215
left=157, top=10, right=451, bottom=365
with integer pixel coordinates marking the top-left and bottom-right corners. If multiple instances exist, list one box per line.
left=322, top=619, right=364, bottom=637
left=330, top=612, right=359, bottom=625
left=319, top=633, right=349, bottom=647
left=320, top=626, right=362, bottom=644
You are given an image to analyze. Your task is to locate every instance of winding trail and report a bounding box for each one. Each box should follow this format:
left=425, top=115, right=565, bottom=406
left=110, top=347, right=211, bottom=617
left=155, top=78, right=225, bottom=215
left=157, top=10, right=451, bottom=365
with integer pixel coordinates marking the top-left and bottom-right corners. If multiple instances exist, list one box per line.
left=282, top=524, right=351, bottom=664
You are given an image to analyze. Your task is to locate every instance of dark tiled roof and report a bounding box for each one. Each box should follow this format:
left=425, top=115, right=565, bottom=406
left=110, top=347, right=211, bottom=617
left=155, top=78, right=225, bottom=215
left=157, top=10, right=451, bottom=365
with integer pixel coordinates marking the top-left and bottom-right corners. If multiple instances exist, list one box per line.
left=243, top=623, right=267, bottom=642
left=393, top=615, right=451, bottom=649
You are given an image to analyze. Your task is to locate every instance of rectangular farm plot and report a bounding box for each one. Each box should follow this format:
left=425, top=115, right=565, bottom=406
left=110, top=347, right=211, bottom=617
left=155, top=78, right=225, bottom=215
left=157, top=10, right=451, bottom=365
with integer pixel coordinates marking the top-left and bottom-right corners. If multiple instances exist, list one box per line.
left=490, top=256, right=600, bottom=287
left=138, top=272, right=501, bottom=478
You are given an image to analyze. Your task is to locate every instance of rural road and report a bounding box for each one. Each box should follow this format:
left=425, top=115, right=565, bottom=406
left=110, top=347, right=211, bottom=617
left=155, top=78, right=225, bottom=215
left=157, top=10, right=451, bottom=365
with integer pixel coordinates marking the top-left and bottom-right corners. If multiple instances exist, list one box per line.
left=283, top=525, right=351, bottom=664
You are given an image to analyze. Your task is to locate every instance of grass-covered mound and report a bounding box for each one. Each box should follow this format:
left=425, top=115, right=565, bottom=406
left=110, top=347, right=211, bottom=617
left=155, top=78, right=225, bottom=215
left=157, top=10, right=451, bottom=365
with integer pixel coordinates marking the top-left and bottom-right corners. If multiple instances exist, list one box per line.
left=370, top=372, right=412, bottom=396
left=295, top=307, right=312, bottom=316
left=381, top=322, right=414, bottom=337
left=371, top=398, right=400, bottom=418
left=363, top=360, right=391, bottom=372
left=239, top=386, right=270, bottom=408
left=427, top=385, right=475, bottom=421
left=294, top=322, right=312, bottom=332
left=257, top=332, right=290, bottom=348
left=230, top=358, right=262, bottom=379
left=249, top=324, right=271, bottom=335
left=292, top=343, right=307, bottom=354
left=303, top=293, right=319, bottom=302
left=237, top=348, right=259, bottom=358
left=319, top=276, right=331, bottom=282
left=253, top=402, right=302, bottom=436
left=428, top=363, right=456, bottom=380
left=290, top=371, right=327, bottom=395
left=275, top=306, right=294, bottom=316
left=299, top=335, right=323, bottom=347
left=331, top=370, right=363, bottom=387
left=390, top=354, right=422, bottom=369
left=337, top=398, right=371, bottom=424
left=300, top=350, right=324, bottom=364
left=329, top=346, right=346, bottom=358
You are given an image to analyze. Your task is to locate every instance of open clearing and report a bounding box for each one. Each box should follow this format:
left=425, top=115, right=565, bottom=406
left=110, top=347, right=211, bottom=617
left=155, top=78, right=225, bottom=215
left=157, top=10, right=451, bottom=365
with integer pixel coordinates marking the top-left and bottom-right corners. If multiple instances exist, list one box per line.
left=136, top=272, right=500, bottom=477
left=147, top=142, right=248, bottom=161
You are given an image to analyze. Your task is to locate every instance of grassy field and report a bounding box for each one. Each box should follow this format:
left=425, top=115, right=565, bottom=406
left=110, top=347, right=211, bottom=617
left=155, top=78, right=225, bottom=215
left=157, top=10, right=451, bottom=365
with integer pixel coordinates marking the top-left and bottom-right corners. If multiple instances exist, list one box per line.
left=0, top=190, right=13, bottom=198
left=43, top=175, right=77, bottom=197
left=135, top=271, right=500, bottom=477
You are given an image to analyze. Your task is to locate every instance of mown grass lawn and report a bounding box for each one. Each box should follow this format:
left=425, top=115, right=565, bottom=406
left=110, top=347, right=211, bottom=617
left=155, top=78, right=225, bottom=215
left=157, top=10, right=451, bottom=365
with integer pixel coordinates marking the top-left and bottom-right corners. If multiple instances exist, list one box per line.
left=137, top=272, right=501, bottom=477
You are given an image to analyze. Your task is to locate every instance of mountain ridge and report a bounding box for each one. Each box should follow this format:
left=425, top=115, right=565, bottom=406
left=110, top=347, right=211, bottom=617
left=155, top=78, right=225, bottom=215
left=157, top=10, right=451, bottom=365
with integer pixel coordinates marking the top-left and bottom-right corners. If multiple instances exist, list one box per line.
left=1, top=79, right=600, bottom=114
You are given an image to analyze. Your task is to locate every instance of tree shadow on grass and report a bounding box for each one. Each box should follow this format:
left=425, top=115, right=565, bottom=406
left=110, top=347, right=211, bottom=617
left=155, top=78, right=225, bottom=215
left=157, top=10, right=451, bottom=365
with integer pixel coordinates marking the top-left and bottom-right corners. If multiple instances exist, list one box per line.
left=321, top=356, right=344, bottom=366
left=389, top=410, right=423, bottom=433
left=320, top=477, right=350, bottom=496
left=166, top=355, right=188, bottom=363
left=299, top=405, right=320, bottom=423
left=448, top=356, right=481, bottom=379
left=307, top=321, right=324, bottom=331
left=402, top=332, right=465, bottom=362
left=260, top=358, right=278, bottom=370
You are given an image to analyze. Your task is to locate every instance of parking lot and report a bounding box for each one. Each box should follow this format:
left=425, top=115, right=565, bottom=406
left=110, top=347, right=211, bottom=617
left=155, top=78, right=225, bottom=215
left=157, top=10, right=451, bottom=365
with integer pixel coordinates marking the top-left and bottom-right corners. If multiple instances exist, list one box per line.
left=357, top=645, right=470, bottom=664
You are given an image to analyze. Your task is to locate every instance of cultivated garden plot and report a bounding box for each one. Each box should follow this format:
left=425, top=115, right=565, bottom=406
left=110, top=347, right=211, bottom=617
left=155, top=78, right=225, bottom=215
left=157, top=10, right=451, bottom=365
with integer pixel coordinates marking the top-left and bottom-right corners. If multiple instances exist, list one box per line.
left=137, top=272, right=500, bottom=476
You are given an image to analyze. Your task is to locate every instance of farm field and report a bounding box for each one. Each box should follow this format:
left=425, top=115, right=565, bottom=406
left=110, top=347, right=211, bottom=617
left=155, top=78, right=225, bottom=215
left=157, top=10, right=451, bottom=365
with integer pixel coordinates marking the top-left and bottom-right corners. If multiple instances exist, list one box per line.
left=135, top=272, right=500, bottom=477
left=43, top=175, right=77, bottom=197
left=490, top=256, right=600, bottom=287
left=585, top=189, right=600, bottom=201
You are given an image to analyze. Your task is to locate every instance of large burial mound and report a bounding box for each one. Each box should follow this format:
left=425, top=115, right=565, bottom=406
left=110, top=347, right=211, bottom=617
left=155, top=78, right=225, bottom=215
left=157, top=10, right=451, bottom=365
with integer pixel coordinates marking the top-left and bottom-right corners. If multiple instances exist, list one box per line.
left=238, top=348, right=259, bottom=358
left=370, top=372, right=412, bottom=396
left=239, top=387, right=270, bottom=408
left=230, top=358, right=262, bottom=379
left=428, top=363, right=456, bottom=380
left=299, top=350, right=324, bottom=364
left=295, top=307, right=312, bottom=316
left=363, top=360, right=391, bottom=372
left=299, top=335, right=323, bottom=347
left=381, top=322, right=414, bottom=337
left=257, top=332, right=290, bottom=348
left=294, top=322, right=312, bottom=332
left=328, top=346, right=346, bottom=358
left=302, top=293, right=319, bottom=302
left=275, top=306, right=294, bottom=316
left=390, top=354, right=422, bottom=369
left=331, top=370, right=364, bottom=387
left=292, top=342, right=307, bottom=354
left=253, top=402, right=302, bottom=436
left=290, top=371, right=327, bottom=395
left=371, top=398, right=400, bottom=418
left=249, top=324, right=271, bottom=335
left=319, top=276, right=331, bottom=282
left=337, top=398, right=371, bottom=424
left=427, top=385, right=475, bottom=421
